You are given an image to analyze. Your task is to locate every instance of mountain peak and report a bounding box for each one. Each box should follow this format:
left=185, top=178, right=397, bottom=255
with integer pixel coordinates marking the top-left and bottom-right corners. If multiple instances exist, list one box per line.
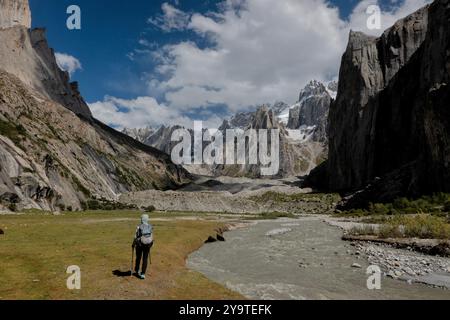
left=0, top=0, right=31, bottom=29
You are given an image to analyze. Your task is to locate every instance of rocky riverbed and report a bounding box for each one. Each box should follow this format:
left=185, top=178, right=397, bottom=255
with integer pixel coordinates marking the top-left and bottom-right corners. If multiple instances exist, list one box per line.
left=188, top=216, right=450, bottom=300
left=350, top=242, right=450, bottom=289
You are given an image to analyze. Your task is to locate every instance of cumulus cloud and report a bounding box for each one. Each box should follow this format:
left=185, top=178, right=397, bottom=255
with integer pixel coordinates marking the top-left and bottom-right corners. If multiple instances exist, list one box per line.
left=91, top=0, right=430, bottom=128
left=55, top=52, right=82, bottom=76
left=147, top=0, right=430, bottom=113
left=88, top=96, right=223, bottom=130
left=348, top=0, right=432, bottom=35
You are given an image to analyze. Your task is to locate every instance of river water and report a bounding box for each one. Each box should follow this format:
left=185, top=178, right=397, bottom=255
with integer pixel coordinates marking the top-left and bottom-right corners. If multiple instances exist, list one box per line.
left=187, top=217, right=450, bottom=300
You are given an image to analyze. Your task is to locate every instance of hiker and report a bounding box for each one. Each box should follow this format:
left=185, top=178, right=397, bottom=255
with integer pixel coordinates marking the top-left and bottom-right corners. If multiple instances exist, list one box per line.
left=132, top=214, right=154, bottom=280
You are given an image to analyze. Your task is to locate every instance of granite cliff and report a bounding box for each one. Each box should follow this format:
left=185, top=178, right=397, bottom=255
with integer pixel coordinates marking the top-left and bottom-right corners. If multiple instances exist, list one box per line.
left=307, top=0, right=450, bottom=207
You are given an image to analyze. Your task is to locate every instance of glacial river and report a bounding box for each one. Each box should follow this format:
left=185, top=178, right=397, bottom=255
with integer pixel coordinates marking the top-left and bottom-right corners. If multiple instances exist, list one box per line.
left=187, top=217, right=450, bottom=300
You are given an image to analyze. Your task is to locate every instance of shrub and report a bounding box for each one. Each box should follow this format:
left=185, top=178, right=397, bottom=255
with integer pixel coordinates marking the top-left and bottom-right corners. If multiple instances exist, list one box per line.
left=143, top=205, right=156, bottom=213
left=349, top=225, right=377, bottom=236
left=444, top=201, right=450, bottom=212
left=0, top=119, right=27, bottom=145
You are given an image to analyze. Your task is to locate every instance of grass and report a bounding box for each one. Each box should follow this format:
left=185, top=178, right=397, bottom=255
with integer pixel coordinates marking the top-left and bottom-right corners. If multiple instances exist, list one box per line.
left=0, top=210, right=243, bottom=300
left=251, top=191, right=341, bottom=205
left=348, top=214, right=450, bottom=240
left=338, top=193, right=450, bottom=217
left=0, top=118, right=27, bottom=145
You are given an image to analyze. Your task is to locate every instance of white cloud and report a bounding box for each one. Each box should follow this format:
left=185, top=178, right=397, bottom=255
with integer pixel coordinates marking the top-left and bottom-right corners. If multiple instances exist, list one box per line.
left=147, top=0, right=430, bottom=114
left=55, top=52, right=82, bottom=76
left=147, top=3, right=190, bottom=32
left=92, top=0, right=430, bottom=128
left=348, top=0, right=432, bottom=36
left=88, top=96, right=222, bottom=130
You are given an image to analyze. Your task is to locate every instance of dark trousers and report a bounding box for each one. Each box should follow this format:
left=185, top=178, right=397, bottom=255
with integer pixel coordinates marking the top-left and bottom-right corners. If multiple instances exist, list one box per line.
left=135, top=243, right=152, bottom=274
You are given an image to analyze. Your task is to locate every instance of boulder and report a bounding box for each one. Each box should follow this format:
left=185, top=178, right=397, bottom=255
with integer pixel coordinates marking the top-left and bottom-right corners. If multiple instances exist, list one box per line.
left=205, top=236, right=217, bottom=244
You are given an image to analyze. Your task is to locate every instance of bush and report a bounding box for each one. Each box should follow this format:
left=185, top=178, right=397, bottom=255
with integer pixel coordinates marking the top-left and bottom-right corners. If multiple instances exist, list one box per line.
left=379, top=215, right=450, bottom=240
left=444, top=201, right=450, bottom=212
left=349, top=225, right=377, bottom=236
left=378, top=224, right=404, bottom=239
left=341, top=193, right=450, bottom=217
left=8, top=203, right=17, bottom=212
left=142, top=205, right=156, bottom=213
left=81, top=198, right=138, bottom=211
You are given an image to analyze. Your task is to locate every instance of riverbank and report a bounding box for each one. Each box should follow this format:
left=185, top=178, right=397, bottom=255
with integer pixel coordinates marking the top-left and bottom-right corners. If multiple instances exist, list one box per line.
left=323, top=216, right=450, bottom=289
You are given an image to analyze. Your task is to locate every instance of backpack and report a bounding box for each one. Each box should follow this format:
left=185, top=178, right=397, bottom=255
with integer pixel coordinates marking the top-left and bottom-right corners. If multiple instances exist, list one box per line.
left=139, top=223, right=154, bottom=246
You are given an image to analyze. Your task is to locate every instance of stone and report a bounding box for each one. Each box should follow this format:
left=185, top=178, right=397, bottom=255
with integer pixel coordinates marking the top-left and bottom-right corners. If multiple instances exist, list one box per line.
left=216, top=234, right=225, bottom=242
left=386, top=271, right=397, bottom=279
left=351, top=263, right=362, bottom=269
left=205, top=236, right=217, bottom=244
left=0, top=0, right=31, bottom=29
left=403, top=267, right=416, bottom=276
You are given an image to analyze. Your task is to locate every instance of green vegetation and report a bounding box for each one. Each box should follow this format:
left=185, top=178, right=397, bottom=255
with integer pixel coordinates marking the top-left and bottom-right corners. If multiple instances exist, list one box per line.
left=142, top=205, right=156, bottom=213
left=0, top=119, right=27, bottom=145
left=339, top=193, right=450, bottom=217
left=251, top=191, right=341, bottom=205
left=0, top=211, right=243, bottom=300
left=80, top=198, right=138, bottom=211
left=349, top=214, right=450, bottom=240
left=71, top=175, right=92, bottom=198
left=115, top=164, right=148, bottom=189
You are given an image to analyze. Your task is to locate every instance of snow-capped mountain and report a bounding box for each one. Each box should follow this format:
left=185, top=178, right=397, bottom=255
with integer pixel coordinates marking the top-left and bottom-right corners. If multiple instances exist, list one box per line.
left=121, top=127, right=154, bottom=143
left=276, top=80, right=337, bottom=143
left=121, top=80, right=337, bottom=178
left=277, top=80, right=337, bottom=126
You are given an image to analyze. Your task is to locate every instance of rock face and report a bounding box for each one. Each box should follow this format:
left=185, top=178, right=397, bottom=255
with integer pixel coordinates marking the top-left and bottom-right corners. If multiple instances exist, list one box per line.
left=0, top=70, right=190, bottom=212
left=123, top=97, right=329, bottom=178
left=0, top=0, right=31, bottom=29
left=0, top=1, right=190, bottom=212
left=285, top=80, right=336, bottom=143
left=144, top=125, right=184, bottom=156
left=214, top=106, right=326, bottom=178
left=0, top=1, right=91, bottom=118
left=0, top=26, right=92, bottom=118
left=309, top=0, right=450, bottom=205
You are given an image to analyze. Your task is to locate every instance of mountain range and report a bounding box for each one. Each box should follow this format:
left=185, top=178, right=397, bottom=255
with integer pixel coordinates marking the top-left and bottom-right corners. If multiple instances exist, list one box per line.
left=0, top=0, right=448, bottom=211
left=122, top=80, right=337, bottom=178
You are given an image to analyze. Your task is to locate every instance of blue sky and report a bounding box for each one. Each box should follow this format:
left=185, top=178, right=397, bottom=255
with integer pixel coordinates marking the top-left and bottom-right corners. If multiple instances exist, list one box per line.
left=29, top=0, right=429, bottom=129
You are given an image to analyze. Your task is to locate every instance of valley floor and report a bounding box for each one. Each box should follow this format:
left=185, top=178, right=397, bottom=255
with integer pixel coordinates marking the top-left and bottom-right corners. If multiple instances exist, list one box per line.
left=0, top=210, right=449, bottom=300
left=0, top=211, right=243, bottom=300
